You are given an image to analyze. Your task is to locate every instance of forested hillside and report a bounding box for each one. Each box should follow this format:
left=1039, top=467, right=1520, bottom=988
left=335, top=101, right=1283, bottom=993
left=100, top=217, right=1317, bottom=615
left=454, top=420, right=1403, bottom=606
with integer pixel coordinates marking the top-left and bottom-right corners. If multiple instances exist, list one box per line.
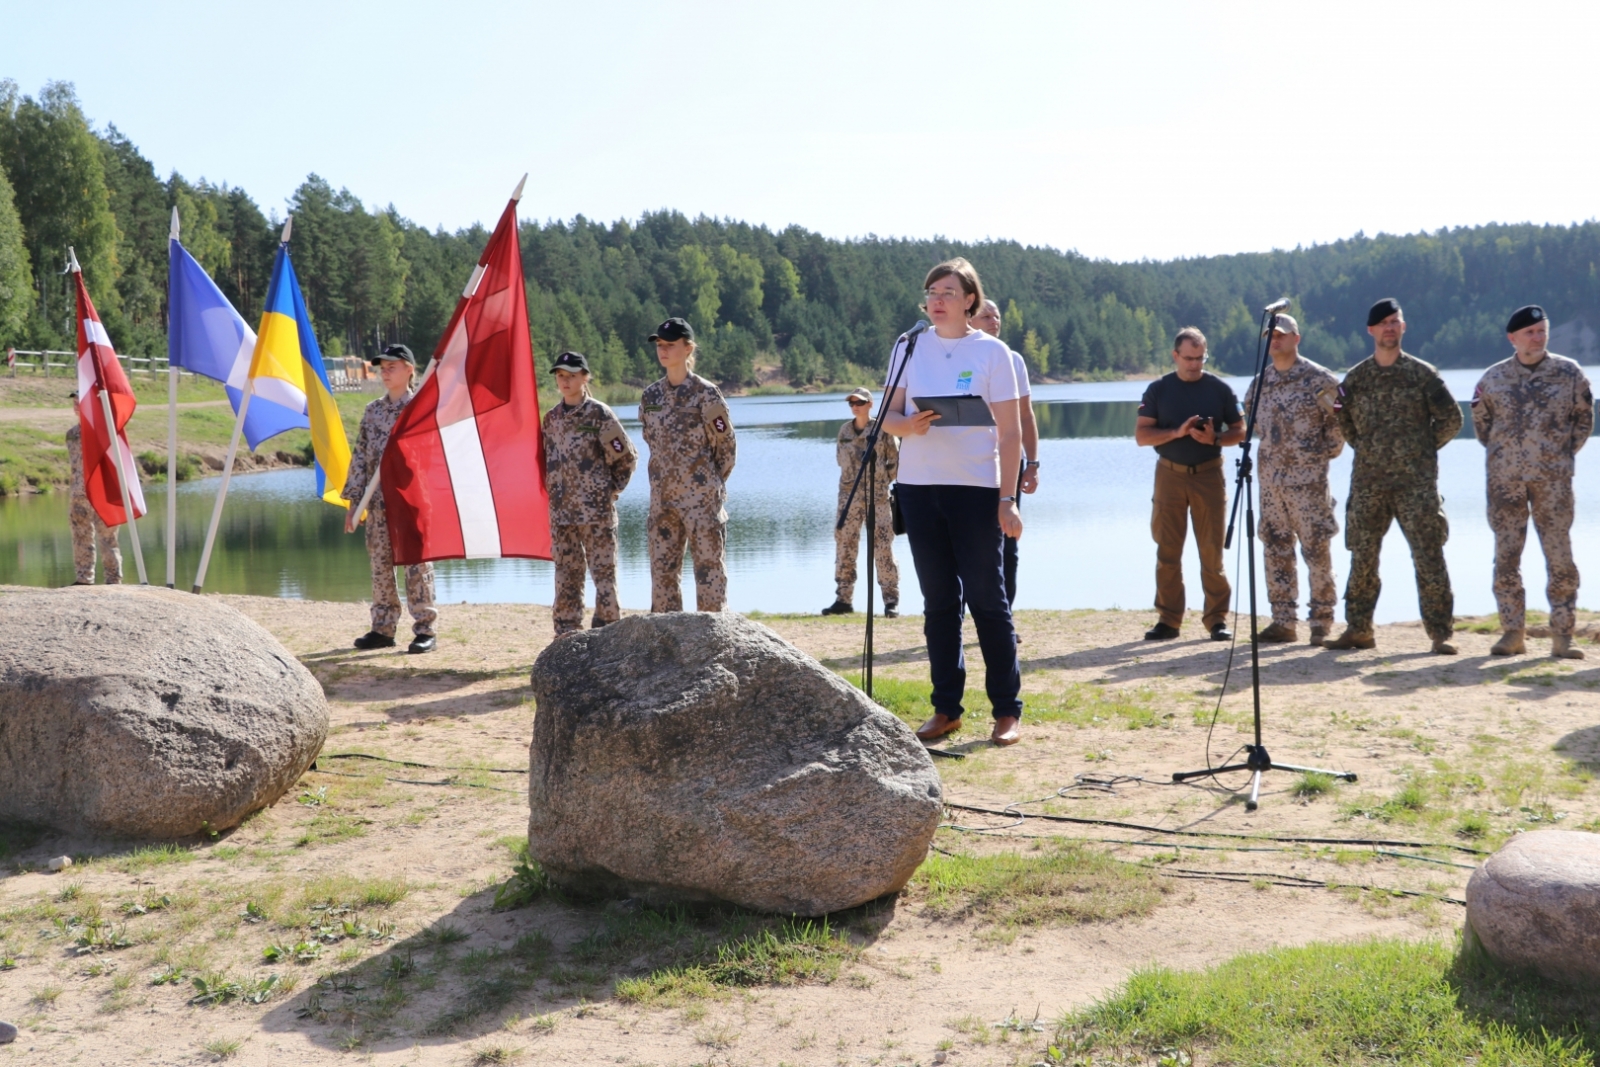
left=4, top=79, right=1599, bottom=388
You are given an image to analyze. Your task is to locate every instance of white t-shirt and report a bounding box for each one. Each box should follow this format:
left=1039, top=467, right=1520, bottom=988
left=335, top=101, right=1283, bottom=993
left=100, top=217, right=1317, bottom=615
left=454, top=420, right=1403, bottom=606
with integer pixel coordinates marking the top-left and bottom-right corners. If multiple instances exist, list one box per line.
left=1009, top=348, right=1032, bottom=397
left=884, top=328, right=1020, bottom=487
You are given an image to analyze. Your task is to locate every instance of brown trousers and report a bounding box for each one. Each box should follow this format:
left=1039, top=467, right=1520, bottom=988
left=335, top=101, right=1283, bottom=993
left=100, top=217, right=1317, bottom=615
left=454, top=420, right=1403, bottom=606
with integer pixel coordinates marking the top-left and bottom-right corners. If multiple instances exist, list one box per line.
left=1151, top=459, right=1231, bottom=630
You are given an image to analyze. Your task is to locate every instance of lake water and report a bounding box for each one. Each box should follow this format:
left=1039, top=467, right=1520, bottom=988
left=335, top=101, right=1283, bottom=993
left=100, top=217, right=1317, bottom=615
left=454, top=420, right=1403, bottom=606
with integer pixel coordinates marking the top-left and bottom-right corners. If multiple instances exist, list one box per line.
left=6, top=370, right=1600, bottom=626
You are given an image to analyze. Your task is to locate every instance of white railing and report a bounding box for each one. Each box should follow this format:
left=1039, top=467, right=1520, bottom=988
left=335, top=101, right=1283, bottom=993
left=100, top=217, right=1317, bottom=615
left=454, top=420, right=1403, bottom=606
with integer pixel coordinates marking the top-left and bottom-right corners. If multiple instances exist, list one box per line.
left=5, top=347, right=382, bottom=391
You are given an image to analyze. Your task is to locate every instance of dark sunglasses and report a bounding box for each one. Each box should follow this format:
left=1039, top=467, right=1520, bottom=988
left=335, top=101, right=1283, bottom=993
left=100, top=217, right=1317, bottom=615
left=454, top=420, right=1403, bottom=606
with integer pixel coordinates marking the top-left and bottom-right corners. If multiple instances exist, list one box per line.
left=848, top=399, right=870, bottom=407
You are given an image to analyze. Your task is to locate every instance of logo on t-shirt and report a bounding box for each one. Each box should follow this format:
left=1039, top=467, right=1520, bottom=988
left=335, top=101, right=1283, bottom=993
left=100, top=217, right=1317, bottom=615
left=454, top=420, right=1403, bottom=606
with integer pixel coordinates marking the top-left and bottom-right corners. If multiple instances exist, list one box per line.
left=956, top=370, right=973, bottom=392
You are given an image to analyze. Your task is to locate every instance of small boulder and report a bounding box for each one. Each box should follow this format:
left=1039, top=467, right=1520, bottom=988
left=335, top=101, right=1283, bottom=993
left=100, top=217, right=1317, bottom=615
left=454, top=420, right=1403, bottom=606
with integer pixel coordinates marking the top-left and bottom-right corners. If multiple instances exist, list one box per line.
left=527, top=613, right=942, bottom=916
left=1465, top=829, right=1600, bottom=984
left=0, top=586, right=328, bottom=839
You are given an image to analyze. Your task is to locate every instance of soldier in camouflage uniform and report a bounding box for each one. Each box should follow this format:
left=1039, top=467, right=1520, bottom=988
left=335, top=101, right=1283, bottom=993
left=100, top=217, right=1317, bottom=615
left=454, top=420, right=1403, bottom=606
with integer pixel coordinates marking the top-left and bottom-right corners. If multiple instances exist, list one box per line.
left=341, top=345, right=438, bottom=653
left=542, top=350, right=638, bottom=635
left=1241, top=315, right=1344, bottom=644
left=822, top=387, right=899, bottom=616
left=1471, top=304, right=1594, bottom=659
left=1326, top=299, right=1463, bottom=654
left=66, top=415, right=122, bottom=585
left=640, top=318, right=737, bottom=613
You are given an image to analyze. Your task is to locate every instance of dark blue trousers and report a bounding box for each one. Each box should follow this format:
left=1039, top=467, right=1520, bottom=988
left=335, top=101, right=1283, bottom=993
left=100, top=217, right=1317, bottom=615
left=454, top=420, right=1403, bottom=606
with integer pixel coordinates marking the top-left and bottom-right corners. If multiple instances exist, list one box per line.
left=898, top=483, right=1022, bottom=721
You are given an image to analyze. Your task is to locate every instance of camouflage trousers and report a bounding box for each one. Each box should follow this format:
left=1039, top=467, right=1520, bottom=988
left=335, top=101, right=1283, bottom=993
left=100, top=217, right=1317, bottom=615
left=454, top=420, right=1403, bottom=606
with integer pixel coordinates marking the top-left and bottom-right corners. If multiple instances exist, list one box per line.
left=551, top=522, right=621, bottom=635
left=1344, top=481, right=1453, bottom=641
left=69, top=495, right=122, bottom=585
left=365, top=505, right=437, bottom=637
left=834, top=488, right=899, bottom=607
left=1259, top=480, right=1338, bottom=627
left=648, top=502, right=726, bottom=613
left=1488, top=478, right=1578, bottom=636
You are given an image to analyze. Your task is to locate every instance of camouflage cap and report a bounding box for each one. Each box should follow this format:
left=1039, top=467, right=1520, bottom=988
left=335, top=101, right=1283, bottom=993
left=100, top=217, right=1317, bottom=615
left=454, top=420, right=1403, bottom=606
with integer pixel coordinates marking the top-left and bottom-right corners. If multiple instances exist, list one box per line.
left=1261, top=314, right=1300, bottom=337
left=846, top=388, right=871, bottom=404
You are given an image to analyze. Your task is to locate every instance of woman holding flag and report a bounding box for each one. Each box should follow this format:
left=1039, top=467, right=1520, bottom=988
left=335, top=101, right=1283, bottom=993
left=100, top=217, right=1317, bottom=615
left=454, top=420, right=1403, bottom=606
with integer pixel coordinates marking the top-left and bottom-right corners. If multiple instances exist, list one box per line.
left=342, top=344, right=437, bottom=653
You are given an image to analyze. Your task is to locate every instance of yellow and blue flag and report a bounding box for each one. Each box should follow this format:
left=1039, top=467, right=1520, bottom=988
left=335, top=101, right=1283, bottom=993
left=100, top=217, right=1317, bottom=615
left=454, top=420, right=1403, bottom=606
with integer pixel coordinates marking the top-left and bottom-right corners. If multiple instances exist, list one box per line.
left=250, top=242, right=351, bottom=506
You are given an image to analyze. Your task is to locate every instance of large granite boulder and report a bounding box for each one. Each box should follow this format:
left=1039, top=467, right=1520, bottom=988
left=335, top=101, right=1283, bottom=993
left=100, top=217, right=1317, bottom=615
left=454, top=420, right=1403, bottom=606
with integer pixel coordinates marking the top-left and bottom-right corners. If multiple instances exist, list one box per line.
left=1465, top=829, right=1600, bottom=984
left=527, top=613, right=942, bottom=916
left=0, top=586, right=328, bottom=839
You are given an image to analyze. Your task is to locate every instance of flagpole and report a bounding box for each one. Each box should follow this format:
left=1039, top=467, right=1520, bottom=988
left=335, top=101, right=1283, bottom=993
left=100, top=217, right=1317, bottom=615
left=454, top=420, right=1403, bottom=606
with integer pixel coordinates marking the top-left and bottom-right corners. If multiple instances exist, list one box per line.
left=191, top=380, right=252, bottom=594
left=166, top=207, right=180, bottom=588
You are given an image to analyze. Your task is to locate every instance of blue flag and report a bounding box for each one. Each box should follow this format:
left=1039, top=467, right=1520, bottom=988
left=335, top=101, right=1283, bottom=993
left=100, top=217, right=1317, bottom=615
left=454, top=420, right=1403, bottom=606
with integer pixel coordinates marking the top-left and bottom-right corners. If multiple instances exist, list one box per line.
left=167, top=236, right=308, bottom=449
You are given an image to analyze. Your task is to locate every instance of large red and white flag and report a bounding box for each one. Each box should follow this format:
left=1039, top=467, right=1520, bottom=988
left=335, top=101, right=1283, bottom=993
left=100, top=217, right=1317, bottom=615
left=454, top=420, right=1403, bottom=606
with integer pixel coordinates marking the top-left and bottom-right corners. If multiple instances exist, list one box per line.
left=74, top=263, right=147, bottom=526
left=382, top=187, right=550, bottom=564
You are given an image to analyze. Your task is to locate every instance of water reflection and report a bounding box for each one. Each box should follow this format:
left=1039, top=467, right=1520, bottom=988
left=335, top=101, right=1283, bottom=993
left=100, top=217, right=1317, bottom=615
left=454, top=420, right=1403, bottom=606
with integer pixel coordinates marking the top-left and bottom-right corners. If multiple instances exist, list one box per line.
left=4, top=371, right=1599, bottom=626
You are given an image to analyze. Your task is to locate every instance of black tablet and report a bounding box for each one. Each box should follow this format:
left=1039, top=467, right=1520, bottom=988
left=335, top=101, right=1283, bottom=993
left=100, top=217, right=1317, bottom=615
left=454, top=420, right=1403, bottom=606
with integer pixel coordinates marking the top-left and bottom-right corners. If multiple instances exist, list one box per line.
left=912, top=394, right=996, bottom=427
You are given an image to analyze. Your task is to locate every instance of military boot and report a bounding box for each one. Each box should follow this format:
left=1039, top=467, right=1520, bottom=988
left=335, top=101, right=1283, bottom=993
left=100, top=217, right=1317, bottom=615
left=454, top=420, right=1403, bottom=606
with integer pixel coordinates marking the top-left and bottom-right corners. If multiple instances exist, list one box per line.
left=1490, top=630, right=1526, bottom=656
left=1308, top=624, right=1329, bottom=647
left=1431, top=637, right=1458, bottom=655
left=820, top=599, right=853, bottom=616
left=1323, top=627, right=1375, bottom=650
left=1552, top=634, right=1586, bottom=660
left=1257, top=622, right=1296, bottom=643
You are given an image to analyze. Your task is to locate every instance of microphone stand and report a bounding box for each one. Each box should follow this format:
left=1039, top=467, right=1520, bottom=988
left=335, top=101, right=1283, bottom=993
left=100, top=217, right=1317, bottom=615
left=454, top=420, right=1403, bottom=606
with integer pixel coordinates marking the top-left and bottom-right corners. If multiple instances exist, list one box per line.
left=838, top=324, right=923, bottom=698
left=1170, top=306, right=1356, bottom=810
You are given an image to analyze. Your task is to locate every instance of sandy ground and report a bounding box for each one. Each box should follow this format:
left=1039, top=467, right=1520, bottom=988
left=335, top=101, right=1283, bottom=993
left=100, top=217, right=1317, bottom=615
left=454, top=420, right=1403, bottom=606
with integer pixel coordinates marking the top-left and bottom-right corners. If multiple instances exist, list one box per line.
left=1, top=597, right=1597, bottom=1066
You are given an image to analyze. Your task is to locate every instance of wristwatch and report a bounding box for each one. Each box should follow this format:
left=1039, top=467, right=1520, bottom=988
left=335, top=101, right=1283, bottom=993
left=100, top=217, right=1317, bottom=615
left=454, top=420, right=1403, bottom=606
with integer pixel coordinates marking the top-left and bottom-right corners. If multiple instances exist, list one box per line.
left=1024, top=460, right=1040, bottom=469
left=1000, top=495, right=1017, bottom=503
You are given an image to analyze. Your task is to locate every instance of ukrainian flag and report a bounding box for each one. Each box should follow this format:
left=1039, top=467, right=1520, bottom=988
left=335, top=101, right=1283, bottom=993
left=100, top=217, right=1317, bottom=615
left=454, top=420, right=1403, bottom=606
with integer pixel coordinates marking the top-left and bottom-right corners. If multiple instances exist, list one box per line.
left=250, top=244, right=352, bottom=506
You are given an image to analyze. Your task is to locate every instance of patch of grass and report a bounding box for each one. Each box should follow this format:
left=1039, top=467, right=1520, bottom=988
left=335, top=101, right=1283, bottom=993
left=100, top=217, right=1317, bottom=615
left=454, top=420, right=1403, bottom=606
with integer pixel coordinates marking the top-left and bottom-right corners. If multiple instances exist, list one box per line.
left=471, top=1045, right=524, bottom=1065
left=839, top=672, right=973, bottom=724
left=493, top=848, right=555, bottom=911
left=109, top=843, right=196, bottom=873
left=299, top=874, right=410, bottom=910
left=1455, top=811, right=1491, bottom=839
left=1292, top=771, right=1336, bottom=799
left=1050, top=937, right=1600, bottom=1066
left=202, top=1035, right=244, bottom=1059
left=913, top=843, right=1164, bottom=926
left=614, top=919, right=858, bottom=1006
left=1026, top=682, right=1172, bottom=729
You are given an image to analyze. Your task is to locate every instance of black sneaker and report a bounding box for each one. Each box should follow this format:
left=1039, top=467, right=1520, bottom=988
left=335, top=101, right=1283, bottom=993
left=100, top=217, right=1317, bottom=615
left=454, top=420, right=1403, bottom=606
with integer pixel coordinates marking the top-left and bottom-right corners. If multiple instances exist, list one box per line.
left=821, top=599, right=854, bottom=616
left=883, top=604, right=898, bottom=618
left=1210, top=623, right=1233, bottom=642
left=1144, top=622, right=1180, bottom=640
left=353, top=631, right=396, bottom=650
left=408, top=634, right=437, bottom=654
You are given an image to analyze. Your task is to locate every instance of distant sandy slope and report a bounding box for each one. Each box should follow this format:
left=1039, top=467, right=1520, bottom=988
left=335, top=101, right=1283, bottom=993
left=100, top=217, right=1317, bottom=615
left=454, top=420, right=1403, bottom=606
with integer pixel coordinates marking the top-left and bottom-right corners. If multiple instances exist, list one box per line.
left=0, top=595, right=1594, bottom=1066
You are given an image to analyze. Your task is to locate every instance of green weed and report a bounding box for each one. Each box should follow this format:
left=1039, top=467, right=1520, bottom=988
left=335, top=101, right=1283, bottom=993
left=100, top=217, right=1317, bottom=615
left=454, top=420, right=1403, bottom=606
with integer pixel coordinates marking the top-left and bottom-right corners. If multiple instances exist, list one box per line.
left=913, top=844, right=1164, bottom=926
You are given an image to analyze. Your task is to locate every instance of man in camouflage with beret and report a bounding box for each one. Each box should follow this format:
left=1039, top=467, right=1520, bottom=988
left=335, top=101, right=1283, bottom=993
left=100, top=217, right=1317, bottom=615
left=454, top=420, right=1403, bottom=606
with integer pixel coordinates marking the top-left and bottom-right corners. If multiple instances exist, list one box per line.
left=1326, top=299, right=1462, bottom=654
left=640, top=318, right=737, bottom=612
left=542, top=350, right=637, bottom=635
left=822, top=387, right=899, bottom=617
left=1471, top=305, right=1594, bottom=658
left=1243, top=315, right=1344, bottom=645
left=66, top=393, right=122, bottom=586
left=342, top=344, right=437, bottom=653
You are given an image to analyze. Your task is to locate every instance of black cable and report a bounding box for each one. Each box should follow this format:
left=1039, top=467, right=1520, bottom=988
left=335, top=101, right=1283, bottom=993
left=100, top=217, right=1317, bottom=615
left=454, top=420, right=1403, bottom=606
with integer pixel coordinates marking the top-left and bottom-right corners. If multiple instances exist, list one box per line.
left=317, top=752, right=527, bottom=774
left=308, top=767, right=524, bottom=794
left=941, top=800, right=1488, bottom=854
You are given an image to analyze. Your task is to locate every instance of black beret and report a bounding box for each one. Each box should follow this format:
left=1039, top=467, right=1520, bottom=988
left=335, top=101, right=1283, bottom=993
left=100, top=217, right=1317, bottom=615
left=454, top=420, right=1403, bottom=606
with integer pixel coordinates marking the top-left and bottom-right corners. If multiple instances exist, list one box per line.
left=1506, top=305, right=1546, bottom=333
left=648, top=317, right=694, bottom=343
left=1366, top=298, right=1402, bottom=328
left=551, top=350, right=590, bottom=373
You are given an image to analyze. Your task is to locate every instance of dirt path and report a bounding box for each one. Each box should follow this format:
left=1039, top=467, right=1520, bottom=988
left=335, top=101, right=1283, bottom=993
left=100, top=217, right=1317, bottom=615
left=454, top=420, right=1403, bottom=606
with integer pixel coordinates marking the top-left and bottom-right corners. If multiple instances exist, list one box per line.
left=0, top=400, right=232, bottom=424
left=0, top=598, right=1594, bottom=1066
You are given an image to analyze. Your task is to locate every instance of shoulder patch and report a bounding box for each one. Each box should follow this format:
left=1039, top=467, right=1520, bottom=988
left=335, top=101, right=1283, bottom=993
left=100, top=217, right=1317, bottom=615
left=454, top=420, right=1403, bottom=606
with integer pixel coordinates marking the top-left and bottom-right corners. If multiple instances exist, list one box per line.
left=703, top=397, right=731, bottom=437
left=600, top=423, right=631, bottom=460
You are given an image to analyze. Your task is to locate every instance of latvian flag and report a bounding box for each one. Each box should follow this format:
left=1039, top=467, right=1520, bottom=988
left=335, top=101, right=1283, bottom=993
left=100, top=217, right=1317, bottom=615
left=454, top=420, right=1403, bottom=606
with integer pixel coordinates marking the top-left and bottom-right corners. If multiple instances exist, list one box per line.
left=381, top=186, right=551, bottom=564
left=73, top=258, right=147, bottom=526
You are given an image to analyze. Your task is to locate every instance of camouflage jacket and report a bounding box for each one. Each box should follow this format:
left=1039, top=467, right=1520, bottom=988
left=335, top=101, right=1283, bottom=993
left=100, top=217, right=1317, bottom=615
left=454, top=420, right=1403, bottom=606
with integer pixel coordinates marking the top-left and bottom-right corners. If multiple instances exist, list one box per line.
left=639, top=373, right=736, bottom=511
left=66, top=422, right=86, bottom=498
left=340, top=391, right=412, bottom=510
left=1471, top=352, right=1594, bottom=482
left=836, top=421, right=898, bottom=495
left=1242, top=355, right=1345, bottom=486
left=541, top=396, right=637, bottom=526
left=1336, top=352, right=1462, bottom=487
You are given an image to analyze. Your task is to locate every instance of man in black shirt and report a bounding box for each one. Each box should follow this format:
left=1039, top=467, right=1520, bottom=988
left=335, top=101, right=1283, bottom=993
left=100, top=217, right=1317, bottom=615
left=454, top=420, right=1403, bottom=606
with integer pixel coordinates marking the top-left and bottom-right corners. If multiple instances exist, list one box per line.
left=1135, top=327, right=1245, bottom=640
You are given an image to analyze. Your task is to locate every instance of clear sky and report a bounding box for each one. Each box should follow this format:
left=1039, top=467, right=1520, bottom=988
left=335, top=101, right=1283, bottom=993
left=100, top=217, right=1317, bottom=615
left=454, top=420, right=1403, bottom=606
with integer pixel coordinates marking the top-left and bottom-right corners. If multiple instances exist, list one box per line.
left=7, top=0, right=1597, bottom=262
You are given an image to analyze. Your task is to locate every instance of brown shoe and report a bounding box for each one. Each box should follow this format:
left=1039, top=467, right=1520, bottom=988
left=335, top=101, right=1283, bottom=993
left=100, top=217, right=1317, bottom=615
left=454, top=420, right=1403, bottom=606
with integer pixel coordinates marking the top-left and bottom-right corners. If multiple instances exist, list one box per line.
left=1431, top=637, right=1458, bottom=655
left=1309, top=624, right=1329, bottom=647
left=1490, top=630, right=1526, bottom=656
left=1552, top=634, right=1586, bottom=659
left=1258, top=622, right=1296, bottom=643
left=1323, top=628, right=1375, bottom=650
left=990, top=716, right=1021, bottom=746
left=915, top=714, right=962, bottom=742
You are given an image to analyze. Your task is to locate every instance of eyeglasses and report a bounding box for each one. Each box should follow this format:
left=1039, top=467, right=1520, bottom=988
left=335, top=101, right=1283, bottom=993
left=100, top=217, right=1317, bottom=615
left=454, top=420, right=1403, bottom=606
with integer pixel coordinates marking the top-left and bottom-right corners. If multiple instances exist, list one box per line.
left=848, top=399, right=869, bottom=407
left=923, top=289, right=966, bottom=304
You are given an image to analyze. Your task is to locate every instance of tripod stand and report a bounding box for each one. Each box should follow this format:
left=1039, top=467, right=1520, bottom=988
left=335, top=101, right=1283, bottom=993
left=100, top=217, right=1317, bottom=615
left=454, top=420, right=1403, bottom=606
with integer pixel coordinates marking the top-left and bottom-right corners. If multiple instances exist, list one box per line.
left=1171, top=304, right=1356, bottom=810
left=838, top=322, right=924, bottom=698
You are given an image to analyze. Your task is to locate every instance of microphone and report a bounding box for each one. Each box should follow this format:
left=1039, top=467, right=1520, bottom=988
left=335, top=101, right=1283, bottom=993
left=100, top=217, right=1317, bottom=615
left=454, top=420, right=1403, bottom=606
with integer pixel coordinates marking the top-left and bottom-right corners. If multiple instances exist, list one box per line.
left=902, top=320, right=929, bottom=340
left=1263, top=298, right=1291, bottom=313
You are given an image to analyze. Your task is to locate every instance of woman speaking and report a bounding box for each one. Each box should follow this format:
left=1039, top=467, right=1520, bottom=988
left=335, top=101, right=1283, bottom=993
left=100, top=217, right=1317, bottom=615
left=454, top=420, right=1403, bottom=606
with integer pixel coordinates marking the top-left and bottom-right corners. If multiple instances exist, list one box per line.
left=882, top=258, right=1025, bottom=746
